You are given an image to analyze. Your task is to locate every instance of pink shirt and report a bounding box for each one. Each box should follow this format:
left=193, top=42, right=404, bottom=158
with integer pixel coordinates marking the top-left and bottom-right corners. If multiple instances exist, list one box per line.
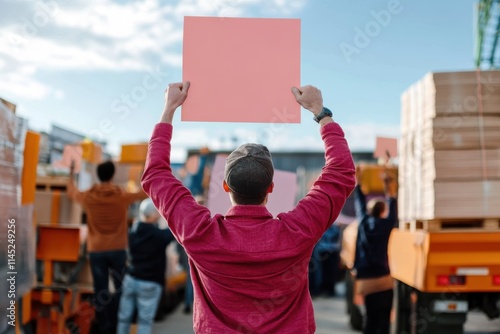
left=142, top=122, right=355, bottom=334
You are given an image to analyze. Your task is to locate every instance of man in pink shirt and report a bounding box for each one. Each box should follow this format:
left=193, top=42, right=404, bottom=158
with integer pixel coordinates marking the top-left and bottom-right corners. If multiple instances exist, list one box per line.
left=142, top=81, right=355, bottom=333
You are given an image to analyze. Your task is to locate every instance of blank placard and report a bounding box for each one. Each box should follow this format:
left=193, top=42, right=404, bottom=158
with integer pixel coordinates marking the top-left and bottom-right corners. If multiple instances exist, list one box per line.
left=182, top=16, right=301, bottom=123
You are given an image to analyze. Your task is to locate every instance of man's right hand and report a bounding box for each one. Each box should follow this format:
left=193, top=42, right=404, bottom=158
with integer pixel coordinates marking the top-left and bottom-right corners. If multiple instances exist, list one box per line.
left=291, top=85, right=323, bottom=115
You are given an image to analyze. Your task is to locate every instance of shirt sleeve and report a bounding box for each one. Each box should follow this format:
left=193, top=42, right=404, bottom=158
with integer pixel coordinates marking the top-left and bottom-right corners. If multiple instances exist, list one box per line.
left=278, top=122, right=356, bottom=241
left=67, top=177, right=84, bottom=204
left=124, top=190, right=148, bottom=205
left=141, top=123, right=211, bottom=246
left=354, top=185, right=368, bottom=223
left=386, top=197, right=398, bottom=229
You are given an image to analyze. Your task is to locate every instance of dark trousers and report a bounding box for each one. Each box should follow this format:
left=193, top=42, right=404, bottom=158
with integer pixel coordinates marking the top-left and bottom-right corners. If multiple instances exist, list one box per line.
left=364, top=288, right=393, bottom=334
left=89, top=250, right=127, bottom=333
left=309, top=249, right=340, bottom=297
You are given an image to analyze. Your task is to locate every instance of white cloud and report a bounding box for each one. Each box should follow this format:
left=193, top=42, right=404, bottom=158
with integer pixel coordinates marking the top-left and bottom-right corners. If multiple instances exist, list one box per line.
left=343, top=123, right=400, bottom=151
left=0, top=0, right=308, bottom=102
left=168, top=121, right=398, bottom=158
left=0, top=72, right=51, bottom=100
left=54, top=89, right=65, bottom=99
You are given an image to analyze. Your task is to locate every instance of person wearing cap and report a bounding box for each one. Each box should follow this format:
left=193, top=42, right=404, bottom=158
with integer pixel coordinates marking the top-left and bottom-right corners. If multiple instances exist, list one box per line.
left=117, top=198, right=175, bottom=334
left=141, top=81, right=356, bottom=333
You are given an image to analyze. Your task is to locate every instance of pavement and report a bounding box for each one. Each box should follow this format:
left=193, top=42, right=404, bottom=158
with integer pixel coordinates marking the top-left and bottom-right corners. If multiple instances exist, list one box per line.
left=152, top=284, right=500, bottom=334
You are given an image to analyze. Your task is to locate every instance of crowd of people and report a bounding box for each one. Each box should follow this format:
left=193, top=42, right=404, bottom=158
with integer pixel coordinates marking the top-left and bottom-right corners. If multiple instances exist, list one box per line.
left=67, top=81, right=396, bottom=334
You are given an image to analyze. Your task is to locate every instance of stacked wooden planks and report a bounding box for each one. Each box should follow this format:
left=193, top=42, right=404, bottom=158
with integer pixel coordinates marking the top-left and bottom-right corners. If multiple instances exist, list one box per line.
left=399, top=70, right=500, bottom=229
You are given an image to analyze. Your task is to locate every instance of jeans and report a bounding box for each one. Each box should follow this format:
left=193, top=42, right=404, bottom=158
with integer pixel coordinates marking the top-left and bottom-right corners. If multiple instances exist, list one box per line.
left=117, top=275, right=163, bottom=334
left=89, top=250, right=127, bottom=333
left=364, top=288, right=394, bottom=334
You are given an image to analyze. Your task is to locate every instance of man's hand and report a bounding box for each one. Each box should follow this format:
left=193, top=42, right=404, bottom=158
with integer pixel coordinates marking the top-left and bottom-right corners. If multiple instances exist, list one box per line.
left=199, top=146, right=210, bottom=156
left=291, top=85, right=323, bottom=115
left=383, top=172, right=396, bottom=197
left=160, top=81, right=191, bottom=124
left=70, top=160, right=75, bottom=177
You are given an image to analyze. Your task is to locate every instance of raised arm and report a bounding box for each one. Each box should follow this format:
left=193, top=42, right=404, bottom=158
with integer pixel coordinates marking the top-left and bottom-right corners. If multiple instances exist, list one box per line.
left=67, top=163, right=84, bottom=204
left=279, top=86, right=356, bottom=239
left=124, top=189, right=148, bottom=205
left=383, top=173, right=398, bottom=228
left=141, top=82, right=210, bottom=244
left=352, top=164, right=369, bottom=222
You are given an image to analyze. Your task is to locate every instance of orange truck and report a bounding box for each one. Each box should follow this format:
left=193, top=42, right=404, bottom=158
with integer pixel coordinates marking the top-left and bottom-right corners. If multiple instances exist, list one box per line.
left=342, top=166, right=500, bottom=334
left=389, top=70, right=500, bottom=333
left=343, top=70, right=500, bottom=334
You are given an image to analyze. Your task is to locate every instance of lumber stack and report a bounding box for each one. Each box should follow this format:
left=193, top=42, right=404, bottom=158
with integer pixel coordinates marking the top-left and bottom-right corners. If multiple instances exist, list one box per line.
left=399, top=70, right=500, bottom=225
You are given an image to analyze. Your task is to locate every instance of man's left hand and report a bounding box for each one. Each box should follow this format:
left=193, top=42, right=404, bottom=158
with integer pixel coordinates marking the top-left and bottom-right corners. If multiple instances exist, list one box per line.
left=160, top=81, right=190, bottom=124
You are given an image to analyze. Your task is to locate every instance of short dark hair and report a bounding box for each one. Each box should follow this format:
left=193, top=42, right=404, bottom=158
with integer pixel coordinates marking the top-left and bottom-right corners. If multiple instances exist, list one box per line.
left=224, top=144, right=274, bottom=203
left=96, top=160, right=115, bottom=182
left=231, top=191, right=268, bottom=205
left=368, top=199, right=386, bottom=218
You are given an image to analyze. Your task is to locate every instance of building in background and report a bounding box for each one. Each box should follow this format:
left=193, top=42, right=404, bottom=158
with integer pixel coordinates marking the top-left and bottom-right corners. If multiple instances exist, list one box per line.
left=37, top=124, right=109, bottom=164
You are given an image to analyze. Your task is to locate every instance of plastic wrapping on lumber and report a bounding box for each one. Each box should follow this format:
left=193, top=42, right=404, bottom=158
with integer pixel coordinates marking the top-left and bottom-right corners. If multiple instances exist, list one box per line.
left=0, top=103, right=36, bottom=333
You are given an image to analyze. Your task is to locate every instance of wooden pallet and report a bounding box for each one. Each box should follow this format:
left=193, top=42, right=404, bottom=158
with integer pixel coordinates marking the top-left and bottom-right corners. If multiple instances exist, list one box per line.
left=401, top=218, right=500, bottom=232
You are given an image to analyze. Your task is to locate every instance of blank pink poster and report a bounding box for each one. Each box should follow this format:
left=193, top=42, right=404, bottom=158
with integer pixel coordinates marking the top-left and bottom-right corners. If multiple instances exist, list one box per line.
left=374, top=137, right=398, bottom=159
left=207, top=155, right=297, bottom=216
left=182, top=16, right=301, bottom=123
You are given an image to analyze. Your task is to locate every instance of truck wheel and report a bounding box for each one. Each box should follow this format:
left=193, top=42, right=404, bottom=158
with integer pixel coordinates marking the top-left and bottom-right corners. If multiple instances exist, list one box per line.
left=349, top=304, right=364, bottom=331
left=393, top=280, right=411, bottom=334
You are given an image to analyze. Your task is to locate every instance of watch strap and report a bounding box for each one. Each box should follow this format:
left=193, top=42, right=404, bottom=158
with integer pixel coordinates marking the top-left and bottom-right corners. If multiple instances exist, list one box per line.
left=313, top=107, right=333, bottom=123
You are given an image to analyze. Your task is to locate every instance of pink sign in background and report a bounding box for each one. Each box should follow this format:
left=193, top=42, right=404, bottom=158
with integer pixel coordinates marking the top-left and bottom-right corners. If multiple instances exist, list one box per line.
left=207, top=155, right=297, bottom=216
left=374, top=137, right=398, bottom=159
left=182, top=16, right=301, bottom=123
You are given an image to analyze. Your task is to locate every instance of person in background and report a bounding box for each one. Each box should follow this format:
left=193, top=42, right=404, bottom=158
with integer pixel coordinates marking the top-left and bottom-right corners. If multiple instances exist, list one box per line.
left=117, top=198, right=176, bottom=334
left=176, top=148, right=209, bottom=314
left=141, top=81, right=356, bottom=333
left=68, top=161, right=147, bottom=334
left=309, top=224, right=341, bottom=297
left=353, top=166, right=397, bottom=334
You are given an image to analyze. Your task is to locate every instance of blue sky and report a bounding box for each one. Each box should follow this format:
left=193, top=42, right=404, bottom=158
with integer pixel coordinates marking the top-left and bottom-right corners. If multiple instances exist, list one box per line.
left=1, top=0, right=475, bottom=161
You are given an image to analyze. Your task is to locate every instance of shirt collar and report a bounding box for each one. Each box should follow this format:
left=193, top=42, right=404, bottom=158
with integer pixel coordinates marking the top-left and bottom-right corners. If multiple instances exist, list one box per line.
left=224, top=205, right=274, bottom=220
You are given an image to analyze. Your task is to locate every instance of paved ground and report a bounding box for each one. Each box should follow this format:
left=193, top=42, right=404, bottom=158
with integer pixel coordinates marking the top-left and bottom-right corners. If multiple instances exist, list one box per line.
left=152, top=284, right=500, bottom=334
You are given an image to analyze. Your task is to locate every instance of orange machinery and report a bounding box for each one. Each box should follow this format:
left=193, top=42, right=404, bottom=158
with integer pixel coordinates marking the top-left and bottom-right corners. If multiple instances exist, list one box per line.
left=24, top=140, right=103, bottom=334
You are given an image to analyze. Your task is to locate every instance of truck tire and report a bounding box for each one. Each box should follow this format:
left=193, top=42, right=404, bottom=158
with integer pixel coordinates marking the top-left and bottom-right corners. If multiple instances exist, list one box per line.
left=408, top=289, right=467, bottom=334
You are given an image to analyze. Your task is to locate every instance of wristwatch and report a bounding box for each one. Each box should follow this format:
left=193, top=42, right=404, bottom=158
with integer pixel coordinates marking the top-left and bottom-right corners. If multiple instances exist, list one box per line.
left=313, top=107, right=333, bottom=123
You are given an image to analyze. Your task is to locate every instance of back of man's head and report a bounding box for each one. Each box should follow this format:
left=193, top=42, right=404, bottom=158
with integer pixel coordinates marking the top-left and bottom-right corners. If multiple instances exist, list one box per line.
left=96, top=160, right=115, bottom=183
left=367, top=198, right=386, bottom=218
left=139, top=198, right=160, bottom=223
left=224, top=143, right=274, bottom=205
